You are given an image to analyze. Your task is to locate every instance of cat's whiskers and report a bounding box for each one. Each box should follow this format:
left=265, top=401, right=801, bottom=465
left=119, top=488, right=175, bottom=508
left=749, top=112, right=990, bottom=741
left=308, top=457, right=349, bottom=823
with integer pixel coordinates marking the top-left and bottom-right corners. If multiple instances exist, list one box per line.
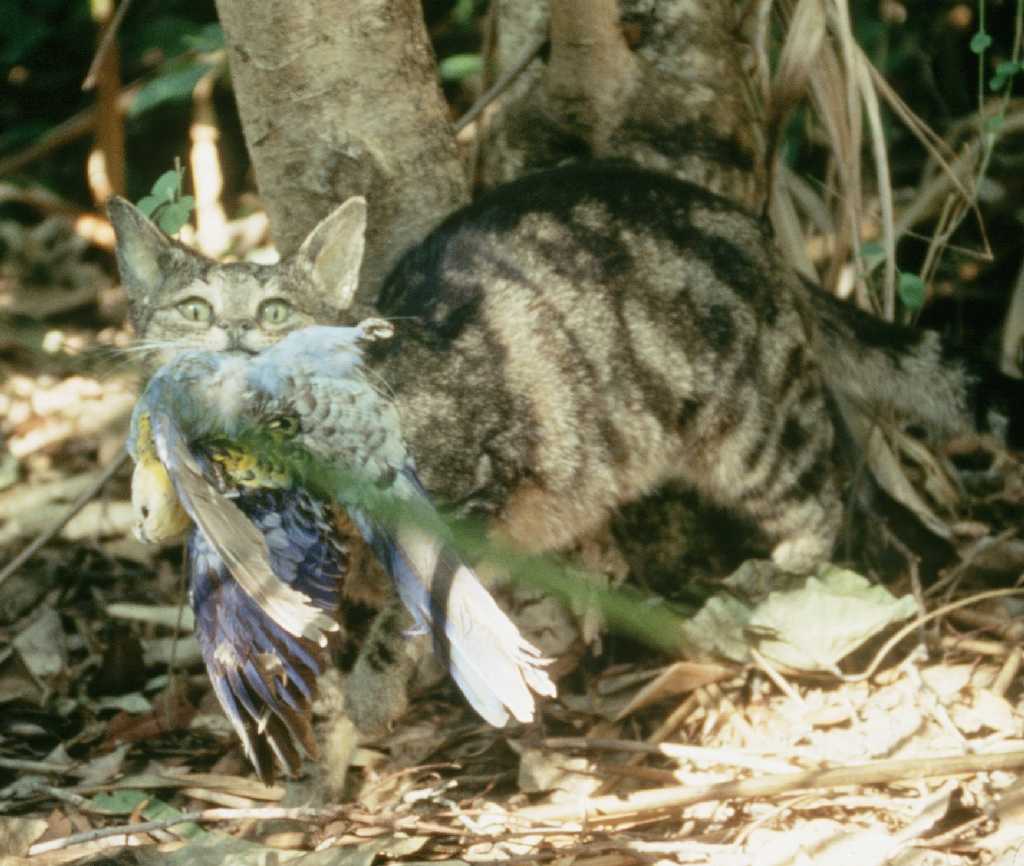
left=110, top=339, right=196, bottom=356
left=83, top=340, right=183, bottom=376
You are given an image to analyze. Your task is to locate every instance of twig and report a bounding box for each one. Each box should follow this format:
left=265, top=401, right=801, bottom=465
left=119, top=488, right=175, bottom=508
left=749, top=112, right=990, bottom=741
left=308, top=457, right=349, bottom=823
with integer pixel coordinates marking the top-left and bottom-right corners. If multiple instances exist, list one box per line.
left=844, top=586, right=1024, bottom=683
left=0, top=757, right=75, bottom=775
left=512, top=749, right=1024, bottom=825
left=23, top=783, right=120, bottom=815
left=0, top=183, right=88, bottom=219
left=645, top=692, right=699, bottom=744
left=83, top=0, right=135, bottom=91
left=454, top=34, right=547, bottom=134
left=928, top=527, right=1018, bottom=600
left=544, top=737, right=797, bottom=774
left=0, top=447, right=128, bottom=589
left=750, top=646, right=805, bottom=703
left=29, top=805, right=341, bottom=855
left=992, top=645, right=1023, bottom=697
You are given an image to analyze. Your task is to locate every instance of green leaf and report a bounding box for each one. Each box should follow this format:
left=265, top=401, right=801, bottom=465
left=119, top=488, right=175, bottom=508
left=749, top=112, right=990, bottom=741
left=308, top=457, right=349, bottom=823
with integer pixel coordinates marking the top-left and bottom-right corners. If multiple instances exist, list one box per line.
left=128, top=63, right=213, bottom=117
left=157, top=200, right=194, bottom=235
left=747, top=567, right=916, bottom=671
left=986, top=113, right=1006, bottom=134
left=898, top=272, right=926, bottom=309
left=151, top=170, right=182, bottom=202
left=990, top=60, right=1020, bottom=90
left=135, top=195, right=162, bottom=217
left=970, top=31, right=992, bottom=54
left=439, top=53, right=483, bottom=82
left=181, top=23, right=225, bottom=53
left=91, top=791, right=206, bottom=840
left=137, top=15, right=204, bottom=56
left=452, top=0, right=476, bottom=26
left=859, top=241, right=885, bottom=261
left=92, top=789, right=149, bottom=815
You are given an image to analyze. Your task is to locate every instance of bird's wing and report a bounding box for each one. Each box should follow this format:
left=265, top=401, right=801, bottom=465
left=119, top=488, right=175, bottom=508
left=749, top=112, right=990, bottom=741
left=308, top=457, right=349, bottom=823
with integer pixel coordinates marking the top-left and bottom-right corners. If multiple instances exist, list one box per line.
left=188, top=486, right=347, bottom=783
left=150, top=407, right=338, bottom=645
left=350, top=466, right=555, bottom=726
left=189, top=528, right=321, bottom=783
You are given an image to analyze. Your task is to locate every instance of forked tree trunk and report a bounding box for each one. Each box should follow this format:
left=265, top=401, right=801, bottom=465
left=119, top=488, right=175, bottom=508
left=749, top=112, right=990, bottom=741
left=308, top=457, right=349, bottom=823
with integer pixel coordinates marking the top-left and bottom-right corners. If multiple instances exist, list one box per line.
left=213, top=0, right=468, bottom=300
left=482, top=0, right=766, bottom=211
left=214, top=0, right=769, bottom=591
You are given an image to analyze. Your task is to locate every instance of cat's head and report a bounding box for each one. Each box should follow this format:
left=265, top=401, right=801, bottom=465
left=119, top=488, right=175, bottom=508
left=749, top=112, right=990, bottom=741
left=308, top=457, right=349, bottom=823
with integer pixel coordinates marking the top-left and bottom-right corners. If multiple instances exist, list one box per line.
left=108, top=196, right=368, bottom=368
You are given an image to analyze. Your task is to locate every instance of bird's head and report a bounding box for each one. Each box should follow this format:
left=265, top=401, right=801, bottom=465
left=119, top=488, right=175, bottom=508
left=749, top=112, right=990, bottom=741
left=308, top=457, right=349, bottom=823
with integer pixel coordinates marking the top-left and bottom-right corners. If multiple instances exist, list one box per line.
left=224, top=320, right=394, bottom=442
left=128, top=410, right=191, bottom=543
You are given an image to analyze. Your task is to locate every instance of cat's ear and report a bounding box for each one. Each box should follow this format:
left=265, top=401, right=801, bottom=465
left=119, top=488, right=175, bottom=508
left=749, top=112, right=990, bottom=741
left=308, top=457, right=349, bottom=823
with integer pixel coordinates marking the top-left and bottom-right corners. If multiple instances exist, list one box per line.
left=107, top=196, right=180, bottom=301
left=295, top=197, right=366, bottom=310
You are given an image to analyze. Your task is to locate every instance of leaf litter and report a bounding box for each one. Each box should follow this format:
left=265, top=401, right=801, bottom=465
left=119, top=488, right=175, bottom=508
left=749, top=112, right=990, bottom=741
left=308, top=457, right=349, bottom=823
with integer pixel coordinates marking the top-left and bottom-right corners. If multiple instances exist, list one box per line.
left=0, top=219, right=1023, bottom=865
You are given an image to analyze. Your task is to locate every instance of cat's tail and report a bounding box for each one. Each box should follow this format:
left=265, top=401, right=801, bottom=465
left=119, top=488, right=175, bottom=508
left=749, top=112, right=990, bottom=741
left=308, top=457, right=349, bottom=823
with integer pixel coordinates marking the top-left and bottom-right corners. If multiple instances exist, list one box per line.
left=804, top=279, right=1024, bottom=449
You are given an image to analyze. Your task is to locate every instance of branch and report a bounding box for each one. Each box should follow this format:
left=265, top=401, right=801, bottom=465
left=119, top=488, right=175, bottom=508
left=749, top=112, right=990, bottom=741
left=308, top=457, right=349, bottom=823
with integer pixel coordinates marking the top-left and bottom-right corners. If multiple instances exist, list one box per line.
left=513, top=749, right=1024, bottom=825
left=544, top=0, right=637, bottom=150
left=0, top=448, right=128, bottom=589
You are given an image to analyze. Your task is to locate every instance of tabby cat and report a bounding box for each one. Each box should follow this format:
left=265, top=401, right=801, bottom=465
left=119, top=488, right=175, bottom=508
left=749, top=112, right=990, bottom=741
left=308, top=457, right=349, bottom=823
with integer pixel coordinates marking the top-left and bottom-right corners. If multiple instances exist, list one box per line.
left=110, top=161, right=1022, bottom=734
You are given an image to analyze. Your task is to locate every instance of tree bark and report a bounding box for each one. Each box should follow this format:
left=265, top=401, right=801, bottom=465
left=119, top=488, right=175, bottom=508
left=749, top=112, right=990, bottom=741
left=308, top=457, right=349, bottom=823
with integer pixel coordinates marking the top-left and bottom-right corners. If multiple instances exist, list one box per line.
left=213, top=0, right=468, bottom=300
left=482, top=0, right=766, bottom=212
left=544, top=0, right=638, bottom=152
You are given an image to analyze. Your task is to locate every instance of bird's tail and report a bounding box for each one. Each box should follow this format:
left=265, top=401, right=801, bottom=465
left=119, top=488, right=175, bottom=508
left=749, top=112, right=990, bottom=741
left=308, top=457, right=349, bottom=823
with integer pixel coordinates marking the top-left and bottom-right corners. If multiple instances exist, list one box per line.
left=353, top=471, right=556, bottom=726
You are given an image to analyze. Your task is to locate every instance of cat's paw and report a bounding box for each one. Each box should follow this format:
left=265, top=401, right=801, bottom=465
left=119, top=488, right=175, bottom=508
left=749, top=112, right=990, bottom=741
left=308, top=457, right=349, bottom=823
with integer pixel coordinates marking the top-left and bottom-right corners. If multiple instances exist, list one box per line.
left=344, top=603, right=429, bottom=735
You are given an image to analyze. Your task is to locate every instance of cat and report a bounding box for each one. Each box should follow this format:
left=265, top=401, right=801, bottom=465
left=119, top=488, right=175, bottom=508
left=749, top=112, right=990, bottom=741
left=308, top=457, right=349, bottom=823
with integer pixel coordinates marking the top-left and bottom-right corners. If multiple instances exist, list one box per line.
left=109, top=160, right=1022, bottom=746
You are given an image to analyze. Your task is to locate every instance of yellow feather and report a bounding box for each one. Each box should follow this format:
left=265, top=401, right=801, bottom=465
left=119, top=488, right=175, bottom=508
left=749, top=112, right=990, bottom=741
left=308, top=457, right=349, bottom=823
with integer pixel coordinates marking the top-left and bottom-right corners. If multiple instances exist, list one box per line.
left=130, top=411, right=190, bottom=543
left=131, top=455, right=190, bottom=543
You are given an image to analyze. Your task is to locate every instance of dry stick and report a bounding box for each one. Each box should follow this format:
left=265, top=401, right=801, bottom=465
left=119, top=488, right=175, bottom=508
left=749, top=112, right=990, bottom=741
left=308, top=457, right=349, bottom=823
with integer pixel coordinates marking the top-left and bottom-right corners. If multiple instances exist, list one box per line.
left=993, top=645, right=1023, bottom=697
left=453, top=34, right=547, bottom=134
left=646, top=692, right=699, bottom=744
left=512, top=749, right=1024, bottom=825
left=0, top=447, right=128, bottom=589
left=87, top=0, right=128, bottom=200
left=844, top=586, right=1024, bottom=684
left=927, top=527, right=1019, bottom=601
left=0, top=183, right=91, bottom=218
left=0, top=757, right=75, bottom=775
left=82, top=0, right=135, bottom=91
left=544, top=737, right=796, bottom=774
left=30, top=806, right=342, bottom=855
left=24, top=783, right=120, bottom=815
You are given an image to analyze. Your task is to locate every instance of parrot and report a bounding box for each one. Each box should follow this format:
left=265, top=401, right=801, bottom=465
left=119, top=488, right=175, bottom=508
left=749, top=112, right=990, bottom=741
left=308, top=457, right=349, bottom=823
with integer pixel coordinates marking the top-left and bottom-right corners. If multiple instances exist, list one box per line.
left=128, top=320, right=555, bottom=781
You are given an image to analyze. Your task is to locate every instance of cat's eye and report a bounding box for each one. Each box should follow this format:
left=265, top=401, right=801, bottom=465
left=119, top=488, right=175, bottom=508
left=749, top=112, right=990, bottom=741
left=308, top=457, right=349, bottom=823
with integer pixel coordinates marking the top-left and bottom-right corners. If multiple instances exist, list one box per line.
left=267, top=415, right=300, bottom=436
left=259, top=299, right=293, bottom=326
left=177, top=297, right=213, bottom=324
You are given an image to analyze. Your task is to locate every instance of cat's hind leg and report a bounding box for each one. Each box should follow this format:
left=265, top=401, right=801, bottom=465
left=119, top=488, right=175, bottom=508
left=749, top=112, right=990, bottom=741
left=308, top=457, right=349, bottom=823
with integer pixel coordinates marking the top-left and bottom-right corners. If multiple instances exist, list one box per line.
left=735, top=414, right=844, bottom=573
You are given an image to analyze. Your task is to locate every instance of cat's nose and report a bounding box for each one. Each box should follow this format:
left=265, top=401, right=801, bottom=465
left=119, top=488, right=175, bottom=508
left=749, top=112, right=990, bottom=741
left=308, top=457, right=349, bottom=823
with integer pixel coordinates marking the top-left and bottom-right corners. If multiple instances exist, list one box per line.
left=225, top=323, right=256, bottom=353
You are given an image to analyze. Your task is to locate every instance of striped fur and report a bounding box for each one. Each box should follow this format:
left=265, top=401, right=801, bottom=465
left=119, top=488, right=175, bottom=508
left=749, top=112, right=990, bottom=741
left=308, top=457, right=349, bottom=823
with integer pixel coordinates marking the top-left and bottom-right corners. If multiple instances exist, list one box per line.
left=113, top=161, right=1021, bottom=735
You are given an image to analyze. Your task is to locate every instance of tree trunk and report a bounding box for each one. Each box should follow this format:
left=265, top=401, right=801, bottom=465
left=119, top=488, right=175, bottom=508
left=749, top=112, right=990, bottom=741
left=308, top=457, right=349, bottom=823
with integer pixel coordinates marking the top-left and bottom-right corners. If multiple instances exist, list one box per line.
left=213, top=0, right=468, bottom=300
left=481, top=0, right=766, bottom=212
left=216, top=0, right=771, bottom=594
